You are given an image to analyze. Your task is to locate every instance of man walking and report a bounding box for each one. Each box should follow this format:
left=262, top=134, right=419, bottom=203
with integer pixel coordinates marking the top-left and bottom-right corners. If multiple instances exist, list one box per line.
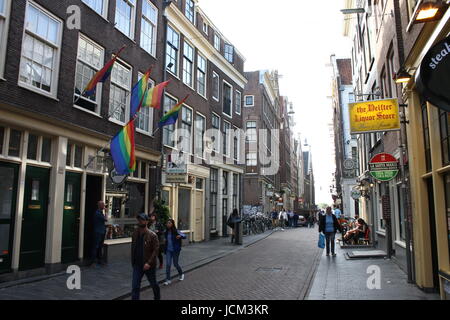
left=278, top=208, right=287, bottom=230
left=288, top=210, right=294, bottom=228
left=319, top=207, right=341, bottom=257
left=131, top=213, right=161, bottom=300
left=90, top=200, right=107, bottom=266
left=271, top=208, right=279, bottom=229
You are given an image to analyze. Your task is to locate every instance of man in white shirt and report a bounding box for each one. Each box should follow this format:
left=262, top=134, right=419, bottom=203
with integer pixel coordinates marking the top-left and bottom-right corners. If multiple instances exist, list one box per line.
left=278, top=209, right=287, bottom=230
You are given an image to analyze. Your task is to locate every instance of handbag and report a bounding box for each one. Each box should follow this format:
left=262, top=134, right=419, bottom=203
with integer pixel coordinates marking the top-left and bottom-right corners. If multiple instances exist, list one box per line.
left=318, top=233, right=325, bottom=249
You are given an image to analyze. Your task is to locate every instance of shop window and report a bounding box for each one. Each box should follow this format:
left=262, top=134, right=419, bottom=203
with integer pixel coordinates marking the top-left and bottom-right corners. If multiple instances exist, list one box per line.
left=27, top=133, right=38, bottom=160
left=74, top=145, right=83, bottom=168
left=41, top=137, right=51, bottom=163
left=0, top=126, right=4, bottom=155
left=422, top=102, right=432, bottom=172
left=66, top=143, right=72, bottom=166
left=177, top=188, right=191, bottom=230
left=125, top=182, right=145, bottom=217
left=8, top=129, right=21, bottom=158
left=444, top=174, right=450, bottom=259
left=439, top=110, right=450, bottom=166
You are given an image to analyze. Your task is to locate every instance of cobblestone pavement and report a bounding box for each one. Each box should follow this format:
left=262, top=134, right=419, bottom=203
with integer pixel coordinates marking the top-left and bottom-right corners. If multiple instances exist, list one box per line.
left=0, top=231, right=273, bottom=300
left=138, top=227, right=322, bottom=300
left=307, top=246, right=440, bottom=300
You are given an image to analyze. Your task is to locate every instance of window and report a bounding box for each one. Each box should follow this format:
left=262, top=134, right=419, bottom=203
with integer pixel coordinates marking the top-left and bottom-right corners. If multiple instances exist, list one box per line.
left=224, top=44, right=234, bottom=63
left=223, top=121, right=231, bottom=156
left=27, top=134, right=51, bottom=163
left=66, top=143, right=84, bottom=168
left=212, top=72, right=219, bottom=101
left=115, top=0, right=136, bottom=39
left=109, top=60, right=132, bottom=124
left=82, top=0, right=107, bottom=17
left=246, top=121, right=257, bottom=143
left=210, top=168, right=218, bottom=230
left=185, top=0, right=195, bottom=23
left=232, top=173, right=238, bottom=210
left=0, top=0, right=11, bottom=78
left=444, top=174, right=450, bottom=260
left=19, top=2, right=62, bottom=96
left=135, top=73, right=154, bottom=134
left=439, top=110, right=450, bottom=166
left=233, top=126, right=239, bottom=161
left=74, top=35, right=104, bottom=114
left=212, top=113, right=220, bottom=153
left=222, top=171, right=228, bottom=195
left=246, top=152, right=257, bottom=166
left=8, top=129, right=21, bottom=158
left=214, top=33, right=220, bottom=51
left=235, top=91, right=242, bottom=114
left=141, top=0, right=157, bottom=56
left=27, top=133, right=38, bottom=160
left=163, top=95, right=177, bottom=147
left=182, top=42, right=194, bottom=87
left=195, top=114, right=205, bottom=158
left=166, top=26, right=179, bottom=75
left=245, top=95, right=254, bottom=107
left=202, top=22, right=208, bottom=34
left=197, top=54, right=207, bottom=97
left=180, top=106, right=192, bottom=154
left=223, top=82, right=232, bottom=117
left=422, top=102, right=431, bottom=172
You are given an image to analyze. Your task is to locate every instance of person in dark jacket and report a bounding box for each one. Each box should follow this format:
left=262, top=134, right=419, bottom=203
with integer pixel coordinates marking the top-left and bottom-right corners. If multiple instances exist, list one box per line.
left=227, top=209, right=241, bottom=243
left=148, top=212, right=165, bottom=269
left=131, top=213, right=160, bottom=300
left=90, top=200, right=107, bottom=266
left=319, top=206, right=342, bottom=257
left=163, top=219, right=187, bottom=286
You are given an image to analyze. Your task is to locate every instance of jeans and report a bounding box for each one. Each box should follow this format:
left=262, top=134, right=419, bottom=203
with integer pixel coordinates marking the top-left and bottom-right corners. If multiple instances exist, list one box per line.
left=131, top=265, right=160, bottom=300
left=91, top=232, right=105, bottom=263
left=166, top=250, right=183, bottom=280
left=325, top=232, right=336, bottom=255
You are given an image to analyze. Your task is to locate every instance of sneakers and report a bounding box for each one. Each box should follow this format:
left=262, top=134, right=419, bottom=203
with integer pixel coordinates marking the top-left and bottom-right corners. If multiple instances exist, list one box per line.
left=179, top=274, right=185, bottom=281
left=332, top=253, right=337, bottom=257
left=163, top=280, right=171, bottom=286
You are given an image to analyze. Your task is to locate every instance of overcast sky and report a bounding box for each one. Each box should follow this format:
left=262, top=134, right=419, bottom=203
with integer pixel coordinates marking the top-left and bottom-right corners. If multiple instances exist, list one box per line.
left=200, top=0, right=352, bottom=204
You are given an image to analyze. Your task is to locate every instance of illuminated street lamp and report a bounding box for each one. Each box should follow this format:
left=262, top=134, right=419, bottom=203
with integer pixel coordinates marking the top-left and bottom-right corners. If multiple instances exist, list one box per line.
left=394, top=68, right=412, bottom=84
left=412, top=1, right=448, bottom=23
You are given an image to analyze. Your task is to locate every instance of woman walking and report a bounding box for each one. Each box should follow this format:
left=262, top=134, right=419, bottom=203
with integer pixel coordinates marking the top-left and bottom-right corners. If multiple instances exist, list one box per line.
left=163, top=219, right=187, bottom=285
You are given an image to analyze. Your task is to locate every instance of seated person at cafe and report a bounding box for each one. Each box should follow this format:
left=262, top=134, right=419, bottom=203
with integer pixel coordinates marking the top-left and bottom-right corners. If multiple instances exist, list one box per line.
left=343, top=218, right=368, bottom=244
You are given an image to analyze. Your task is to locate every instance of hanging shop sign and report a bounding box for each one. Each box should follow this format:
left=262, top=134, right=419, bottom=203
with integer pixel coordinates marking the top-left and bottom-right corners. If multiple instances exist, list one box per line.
left=351, top=190, right=362, bottom=200
left=109, top=168, right=128, bottom=185
left=417, top=35, right=450, bottom=112
left=165, top=174, right=188, bottom=184
left=349, top=99, right=401, bottom=134
left=369, top=153, right=399, bottom=182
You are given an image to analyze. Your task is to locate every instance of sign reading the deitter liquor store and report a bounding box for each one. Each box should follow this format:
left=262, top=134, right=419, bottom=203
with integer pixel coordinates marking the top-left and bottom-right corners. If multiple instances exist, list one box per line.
left=369, top=153, right=399, bottom=182
left=349, top=99, right=401, bottom=134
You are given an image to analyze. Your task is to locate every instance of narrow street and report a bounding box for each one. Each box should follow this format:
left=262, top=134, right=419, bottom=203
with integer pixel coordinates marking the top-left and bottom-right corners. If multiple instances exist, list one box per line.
left=139, top=227, right=322, bottom=300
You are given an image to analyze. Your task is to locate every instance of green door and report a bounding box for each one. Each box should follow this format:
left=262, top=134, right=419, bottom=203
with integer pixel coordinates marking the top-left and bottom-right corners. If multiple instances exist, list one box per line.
left=61, top=172, right=81, bottom=263
left=0, top=162, right=19, bottom=274
left=19, top=166, right=50, bottom=271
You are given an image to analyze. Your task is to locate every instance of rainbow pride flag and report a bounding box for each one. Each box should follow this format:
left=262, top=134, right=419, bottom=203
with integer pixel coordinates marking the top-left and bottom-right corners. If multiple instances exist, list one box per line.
left=130, top=69, right=152, bottom=119
left=142, top=80, right=170, bottom=110
left=159, top=95, right=189, bottom=128
left=110, top=119, right=136, bottom=175
left=83, top=46, right=126, bottom=97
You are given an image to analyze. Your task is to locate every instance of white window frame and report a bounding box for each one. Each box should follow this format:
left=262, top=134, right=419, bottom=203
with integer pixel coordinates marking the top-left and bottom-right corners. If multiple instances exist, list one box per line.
left=194, top=112, right=206, bottom=159
left=115, top=0, right=136, bottom=40
left=246, top=121, right=257, bottom=143
left=135, top=72, right=155, bottom=136
left=179, top=104, right=193, bottom=155
left=163, top=92, right=178, bottom=149
left=244, top=95, right=254, bottom=107
left=224, top=43, right=234, bottom=63
left=202, top=21, right=208, bottom=35
left=222, top=80, right=233, bottom=118
left=235, top=90, right=242, bottom=115
left=223, top=120, right=231, bottom=157
left=0, top=0, right=11, bottom=79
left=212, top=112, right=220, bottom=153
left=214, top=33, right=220, bottom=51
left=82, top=0, right=109, bottom=19
left=166, top=24, right=180, bottom=78
left=140, top=0, right=157, bottom=57
left=185, top=0, right=195, bottom=24
left=73, top=34, right=105, bottom=116
left=246, top=152, right=257, bottom=167
left=197, top=53, right=207, bottom=98
left=212, top=71, right=219, bottom=101
left=233, top=125, right=239, bottom=161
left=18, top=0, right=63, bottom=99
left=108, top=58, right=132, bottom=125
left=182, top=40, right=195, bottom=89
